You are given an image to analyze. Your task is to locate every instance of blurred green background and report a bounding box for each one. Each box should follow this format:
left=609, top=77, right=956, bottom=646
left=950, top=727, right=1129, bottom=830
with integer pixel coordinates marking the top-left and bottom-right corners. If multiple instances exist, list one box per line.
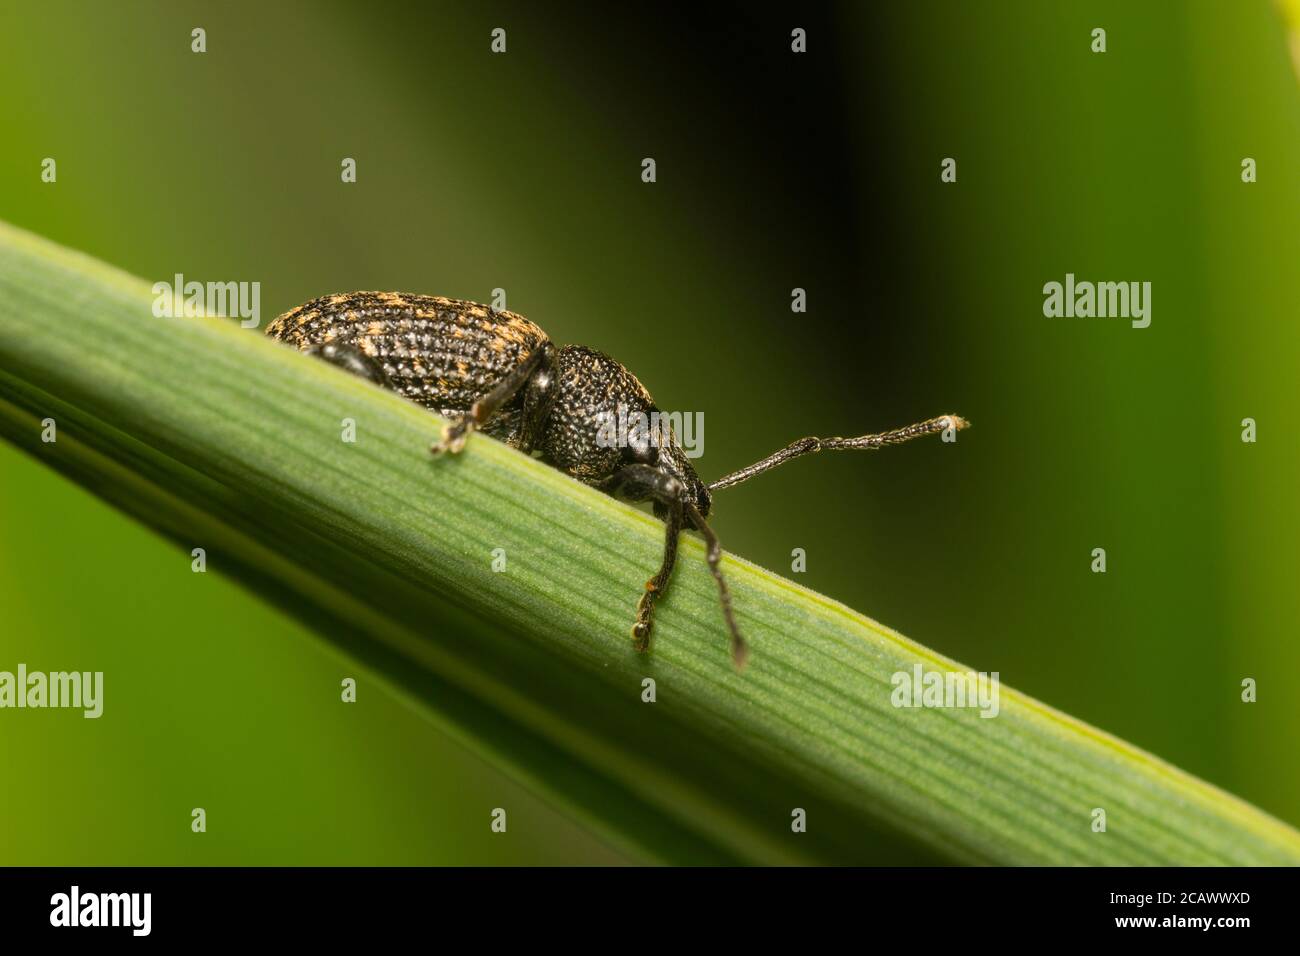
left=1, top=0, right=1297, bottom=864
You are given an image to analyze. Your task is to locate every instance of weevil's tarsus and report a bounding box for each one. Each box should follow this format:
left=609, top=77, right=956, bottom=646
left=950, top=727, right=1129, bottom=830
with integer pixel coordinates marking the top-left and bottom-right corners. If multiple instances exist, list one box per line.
left=707, top=414, right=970, bottom=493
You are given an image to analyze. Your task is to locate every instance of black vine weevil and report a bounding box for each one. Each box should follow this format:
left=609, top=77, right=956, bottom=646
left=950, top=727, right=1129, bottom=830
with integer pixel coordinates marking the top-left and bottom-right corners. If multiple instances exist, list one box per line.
left=266, top=291, right=968, bottom=668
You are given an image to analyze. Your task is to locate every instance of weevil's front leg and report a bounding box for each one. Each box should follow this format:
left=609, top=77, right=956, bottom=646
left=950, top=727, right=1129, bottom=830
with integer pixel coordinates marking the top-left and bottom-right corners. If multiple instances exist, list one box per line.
left=431, top=343, right=554, bottom=455
left=634, top=506, right=683, bottom=651
left=303, top=342, right=394, bottom=388
left=683, top=502, right=745, bottom=667
left=597, top=465, right=686, bottom=653
left=600, top=465, right=747, bottom=667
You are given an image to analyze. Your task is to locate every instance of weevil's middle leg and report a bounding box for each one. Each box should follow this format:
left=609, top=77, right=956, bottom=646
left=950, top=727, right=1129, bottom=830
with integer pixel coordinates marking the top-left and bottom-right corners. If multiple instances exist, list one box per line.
left=431, top=343, right=554, bottom=455
left=303, top=342, right=394, bottom=388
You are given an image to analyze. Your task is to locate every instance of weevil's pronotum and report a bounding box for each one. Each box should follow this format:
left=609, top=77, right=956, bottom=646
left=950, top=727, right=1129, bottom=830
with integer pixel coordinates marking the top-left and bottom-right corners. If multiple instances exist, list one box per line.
left=266, top=292, right=968, bottom=667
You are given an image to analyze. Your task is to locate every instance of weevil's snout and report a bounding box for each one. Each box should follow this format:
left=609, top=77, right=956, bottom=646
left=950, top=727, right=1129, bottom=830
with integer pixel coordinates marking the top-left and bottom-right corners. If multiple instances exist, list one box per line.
left=656, top=442, right=711, bottom=518
left=652, top=465, right=710, bottom=519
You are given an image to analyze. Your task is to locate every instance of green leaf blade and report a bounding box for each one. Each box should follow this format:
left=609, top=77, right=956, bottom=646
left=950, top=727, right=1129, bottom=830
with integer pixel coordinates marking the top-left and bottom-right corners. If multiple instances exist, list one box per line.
left=2, top=219, right=1296, bottom=865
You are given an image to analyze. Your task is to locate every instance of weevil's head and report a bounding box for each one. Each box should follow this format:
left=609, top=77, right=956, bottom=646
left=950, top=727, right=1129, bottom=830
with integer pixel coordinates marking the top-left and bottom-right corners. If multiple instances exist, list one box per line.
left=542, top=345, right=712, bottom=519
left=655, top=438, right=711, bottom=519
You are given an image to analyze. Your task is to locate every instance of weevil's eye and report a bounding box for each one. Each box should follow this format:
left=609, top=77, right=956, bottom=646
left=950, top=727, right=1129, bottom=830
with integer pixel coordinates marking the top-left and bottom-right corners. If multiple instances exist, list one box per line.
left=625, top=429, right=659, bottom=465
left=694, top=484, right=712, bottom=518
left=634, top=444, right=660, bottom=466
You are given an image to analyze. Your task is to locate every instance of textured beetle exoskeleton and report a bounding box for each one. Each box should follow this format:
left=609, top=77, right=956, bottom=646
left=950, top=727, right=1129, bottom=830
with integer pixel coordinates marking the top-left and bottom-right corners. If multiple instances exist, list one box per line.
left=268, top=290, right=968, bottom=667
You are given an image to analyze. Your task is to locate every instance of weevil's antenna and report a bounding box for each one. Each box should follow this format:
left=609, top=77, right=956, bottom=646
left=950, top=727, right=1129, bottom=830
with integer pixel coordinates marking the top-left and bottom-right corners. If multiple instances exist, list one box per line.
left=707, top=414, right=969, bottom=493
left=684, top=501, right=747, bottom=670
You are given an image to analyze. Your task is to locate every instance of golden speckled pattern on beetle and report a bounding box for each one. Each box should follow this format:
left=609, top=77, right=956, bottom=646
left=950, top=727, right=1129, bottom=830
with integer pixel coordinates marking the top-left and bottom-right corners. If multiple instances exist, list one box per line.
left=267, top=290, right=969, bottom=668
left=266, top=292, right=547, bottom=443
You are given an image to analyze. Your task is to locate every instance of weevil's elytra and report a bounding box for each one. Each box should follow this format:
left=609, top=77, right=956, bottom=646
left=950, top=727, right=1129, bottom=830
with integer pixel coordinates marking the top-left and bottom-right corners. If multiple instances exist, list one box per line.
left=267, top=292, right=548, bottom=444
left=267, top=291, right=969, bottom=667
